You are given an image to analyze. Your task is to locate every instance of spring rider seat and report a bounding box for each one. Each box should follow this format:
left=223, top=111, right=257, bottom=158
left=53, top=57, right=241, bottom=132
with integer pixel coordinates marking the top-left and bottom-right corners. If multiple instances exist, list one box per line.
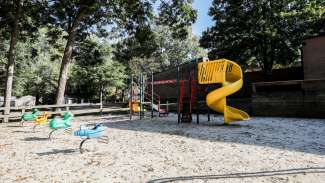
left=32, top=112, right=49, bottom=132
left=74, top=123, right=108, bottom=153
left=48, top=112, right=73, bottom=139
left=21, top=109, right=41, bottom=126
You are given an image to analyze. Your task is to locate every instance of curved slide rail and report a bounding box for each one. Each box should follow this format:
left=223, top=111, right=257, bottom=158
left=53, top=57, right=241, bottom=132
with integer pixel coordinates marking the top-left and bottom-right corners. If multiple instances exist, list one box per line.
left=198, top=59, right=250, bottom=124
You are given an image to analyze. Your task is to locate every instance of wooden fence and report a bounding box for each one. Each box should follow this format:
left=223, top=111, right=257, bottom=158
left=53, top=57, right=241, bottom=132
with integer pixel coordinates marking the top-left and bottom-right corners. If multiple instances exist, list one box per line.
left=0, top=103, right=130, bottom=122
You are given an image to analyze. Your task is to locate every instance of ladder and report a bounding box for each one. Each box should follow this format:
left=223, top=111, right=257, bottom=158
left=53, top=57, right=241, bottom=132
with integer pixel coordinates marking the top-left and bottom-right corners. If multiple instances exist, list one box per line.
left=179, top=71, right=197, bottom=123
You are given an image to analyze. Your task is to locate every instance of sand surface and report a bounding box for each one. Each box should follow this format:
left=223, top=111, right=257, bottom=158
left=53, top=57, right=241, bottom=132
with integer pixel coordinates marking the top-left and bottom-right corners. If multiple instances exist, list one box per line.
left=0, top=114, right=324, bottom=183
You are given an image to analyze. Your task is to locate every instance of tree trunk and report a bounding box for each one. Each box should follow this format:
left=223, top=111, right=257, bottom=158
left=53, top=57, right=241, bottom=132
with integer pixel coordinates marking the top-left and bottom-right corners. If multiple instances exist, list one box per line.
left=55, top=7, right=88, bottom=105
left=3, top=0, right=22, bottom=121
left=100, top=81, right=103, bottom=104
left=35, top=92, right=40, bottom=105
left=261, top=37, right=273, bottom=81
left=55, top=30, right=76, bottom=105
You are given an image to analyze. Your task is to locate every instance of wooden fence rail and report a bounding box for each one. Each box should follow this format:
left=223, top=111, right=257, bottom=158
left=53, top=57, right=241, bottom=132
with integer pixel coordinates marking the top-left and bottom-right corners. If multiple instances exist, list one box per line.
left=0, top=103, right=129, bottom=122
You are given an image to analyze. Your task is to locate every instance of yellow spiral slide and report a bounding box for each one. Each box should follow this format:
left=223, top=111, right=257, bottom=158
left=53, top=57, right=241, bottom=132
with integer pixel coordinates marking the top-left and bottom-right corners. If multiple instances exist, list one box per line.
left=198, top=59, right=250, bottom=124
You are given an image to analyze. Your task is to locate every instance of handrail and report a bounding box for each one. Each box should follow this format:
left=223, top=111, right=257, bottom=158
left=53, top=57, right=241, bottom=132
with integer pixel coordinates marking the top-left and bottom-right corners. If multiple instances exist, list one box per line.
left=144, top=91, right=160, bottom=99
left=144, top=91, right=160, bottom=103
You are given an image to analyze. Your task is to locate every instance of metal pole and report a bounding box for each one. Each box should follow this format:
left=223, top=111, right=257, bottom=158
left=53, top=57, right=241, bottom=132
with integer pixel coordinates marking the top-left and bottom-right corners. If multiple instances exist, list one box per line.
left=100, top=82, right=103, bottom=116
left=140, top=72, right=144, bottom=120
left=196, top=68, right=199, bottom=124
left=151, top=71, right=154, bottom=119
left=177, top=64, right=181, bottom=124
left=196, top=100, right=199, bottom=125
left=139, top=74, right=141, bottom=118
left=130, top=75, right=133, bottom=120
left=197, top=108, right=199, bottom=124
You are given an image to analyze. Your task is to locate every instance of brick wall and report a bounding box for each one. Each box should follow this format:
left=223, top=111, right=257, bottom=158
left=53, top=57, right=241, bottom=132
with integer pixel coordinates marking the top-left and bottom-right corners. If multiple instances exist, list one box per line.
left=303, top=35, right=325, bottom=80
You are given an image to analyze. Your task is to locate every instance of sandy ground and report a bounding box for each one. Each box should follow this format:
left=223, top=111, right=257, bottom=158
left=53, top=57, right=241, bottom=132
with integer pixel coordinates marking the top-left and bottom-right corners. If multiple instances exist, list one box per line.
left=0, top=114, right=324, bottom=183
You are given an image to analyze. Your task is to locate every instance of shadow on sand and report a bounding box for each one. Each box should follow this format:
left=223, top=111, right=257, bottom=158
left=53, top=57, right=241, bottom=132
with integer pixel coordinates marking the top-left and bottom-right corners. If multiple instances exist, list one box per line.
left=36, top=149, right=77, bottom=156
left=6, top=125, right=23, bottom=128
left=102, top=115, right=325, bottom=155
left=23, top=137, right=49, bottom=141
left=147, top=167, right=325, bottom=183
left=12, top=130, right=35, bottom=134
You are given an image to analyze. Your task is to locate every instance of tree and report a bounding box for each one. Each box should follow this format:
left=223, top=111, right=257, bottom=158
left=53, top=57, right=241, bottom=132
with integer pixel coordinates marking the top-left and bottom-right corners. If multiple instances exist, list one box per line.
left=69, top=35, right=127, bottom=102
left=114, top=24, right=206, bottom=75
left=13, top=28, right=64, bottom=104
left=0, top=0, right=22, bottom=116
left=0, top=0, right=44, bottom=117
left=200, top=0, right=325, bottom=77
left=47, top=0, right=197, bottom=105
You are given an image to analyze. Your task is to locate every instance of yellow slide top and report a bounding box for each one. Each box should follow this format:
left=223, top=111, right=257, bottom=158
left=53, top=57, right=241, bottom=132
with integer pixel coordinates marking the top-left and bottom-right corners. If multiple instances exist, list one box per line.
left=198, top=59, right=250, bottom=124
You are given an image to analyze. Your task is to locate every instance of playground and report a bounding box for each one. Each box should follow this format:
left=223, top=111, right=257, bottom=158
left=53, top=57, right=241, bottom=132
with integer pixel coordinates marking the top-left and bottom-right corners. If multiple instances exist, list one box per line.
left=0, top=114, right=324, bottom=182
left=1, top=1, right=325, bottom=182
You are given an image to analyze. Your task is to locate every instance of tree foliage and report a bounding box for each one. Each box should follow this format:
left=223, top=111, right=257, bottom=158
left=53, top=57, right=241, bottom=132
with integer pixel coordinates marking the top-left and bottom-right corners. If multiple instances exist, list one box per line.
left=12, top=28, right=64, bottom=104
left=0, top=0, right=45, bottom=112
left=0, top=0, right=201, bottom=105
left=45, top=0, right=197, bottom=104
left=114, top=24, right=206, bottom=75
left=69, top=35, right=127, bottom=101
left=200, top=0, right=325, bottom=75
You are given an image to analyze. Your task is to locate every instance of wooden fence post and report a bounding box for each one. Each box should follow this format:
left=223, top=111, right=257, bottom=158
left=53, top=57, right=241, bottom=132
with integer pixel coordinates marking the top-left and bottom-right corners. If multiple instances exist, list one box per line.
left=100, top=103, right=103, bottom=115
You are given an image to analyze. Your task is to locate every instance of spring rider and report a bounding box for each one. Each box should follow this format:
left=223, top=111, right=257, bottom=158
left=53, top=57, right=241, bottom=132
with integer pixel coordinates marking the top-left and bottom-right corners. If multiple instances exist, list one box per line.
left=32, top=112, right=49, bottom=132
left=48, top=112, right=73, bottom=139
left=21, top=108, right=41, bottom=126
left=74, top=123, right=108, bottom=153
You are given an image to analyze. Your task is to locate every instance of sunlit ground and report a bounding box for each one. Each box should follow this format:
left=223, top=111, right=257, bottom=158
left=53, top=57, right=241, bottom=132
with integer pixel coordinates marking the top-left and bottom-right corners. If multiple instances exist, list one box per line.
left=0, top=114, right=324, bottom=183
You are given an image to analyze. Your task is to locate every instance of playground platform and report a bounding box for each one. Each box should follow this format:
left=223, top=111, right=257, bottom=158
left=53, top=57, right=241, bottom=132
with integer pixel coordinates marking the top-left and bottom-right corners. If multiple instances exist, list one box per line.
left=0, top=114, right=324, bottom=182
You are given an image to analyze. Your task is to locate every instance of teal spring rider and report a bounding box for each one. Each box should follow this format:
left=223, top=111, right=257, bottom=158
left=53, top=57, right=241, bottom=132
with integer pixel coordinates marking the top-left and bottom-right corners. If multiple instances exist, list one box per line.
left=21, top=108, right=41, bottom=126
left=74, top=123, right=108, bottom=153
left=48, top=112, right=73, bottom=139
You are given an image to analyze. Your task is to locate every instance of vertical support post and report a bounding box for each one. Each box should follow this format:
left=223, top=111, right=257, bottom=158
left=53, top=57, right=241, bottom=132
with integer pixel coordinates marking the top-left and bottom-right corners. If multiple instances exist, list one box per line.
left=140, top=72, right=144, bottom=120
left=21, top=107, right=25, bottom=115
left=142, top=72, right=145, bottom=119
left=100, top=83, right=103, bottom=115
left=177, top=64, right=181, bottom=124
left=207, top=108, right=210, bottom=122
left=138, top=74, right=141, bottom=118
left=129, top=75, right=133, bottom=120
left=151, top=71, right=154, bottom=119
left=196, top=71, right=199, bottom=124
left=196, top=101, right=199, bottom=124
left=196, top=109, right=199, bottom=124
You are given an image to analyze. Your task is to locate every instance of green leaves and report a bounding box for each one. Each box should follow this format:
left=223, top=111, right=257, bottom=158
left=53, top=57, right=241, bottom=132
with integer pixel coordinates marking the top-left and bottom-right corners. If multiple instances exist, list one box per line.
left=1, top=0, right=199, bottom=104
left=158, top=0, right=197, bottom=39
left=13, top=28, right=63, bottom=104
left=201, top=0, right=325, bottom=74
left=114, top=24, right=206, bottom=75
left=69, top=35, right=127, bottom=101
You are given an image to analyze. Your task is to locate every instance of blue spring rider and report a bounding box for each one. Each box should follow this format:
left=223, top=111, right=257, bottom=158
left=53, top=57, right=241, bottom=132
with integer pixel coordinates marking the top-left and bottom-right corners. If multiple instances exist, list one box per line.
left=74, top=123, right=107, bottom=153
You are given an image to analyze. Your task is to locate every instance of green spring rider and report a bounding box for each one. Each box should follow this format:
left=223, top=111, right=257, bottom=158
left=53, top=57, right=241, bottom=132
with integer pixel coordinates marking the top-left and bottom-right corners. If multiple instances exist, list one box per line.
left=21, top=109, right=41, bottom=126
left=48, top=112, right=73, bottom=139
